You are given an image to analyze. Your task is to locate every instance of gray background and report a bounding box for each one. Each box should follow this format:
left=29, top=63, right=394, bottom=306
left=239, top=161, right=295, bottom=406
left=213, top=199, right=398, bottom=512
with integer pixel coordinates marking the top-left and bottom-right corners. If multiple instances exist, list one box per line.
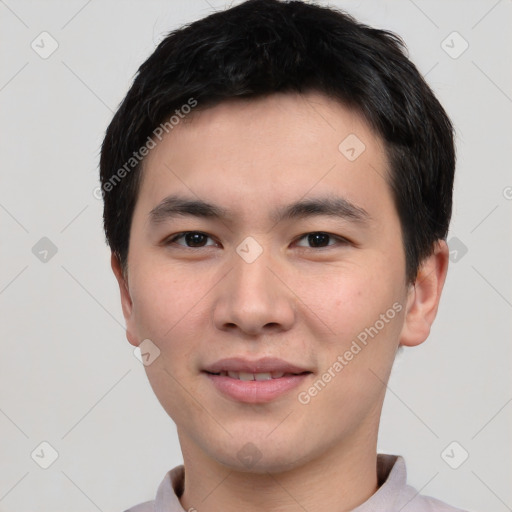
left=1, top=0, right=511, bottom=511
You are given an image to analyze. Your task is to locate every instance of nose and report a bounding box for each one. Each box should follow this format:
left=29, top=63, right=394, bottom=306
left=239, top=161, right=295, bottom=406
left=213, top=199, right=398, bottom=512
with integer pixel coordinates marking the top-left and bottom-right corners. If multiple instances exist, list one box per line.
left=212, top=245, right=296, bottom=337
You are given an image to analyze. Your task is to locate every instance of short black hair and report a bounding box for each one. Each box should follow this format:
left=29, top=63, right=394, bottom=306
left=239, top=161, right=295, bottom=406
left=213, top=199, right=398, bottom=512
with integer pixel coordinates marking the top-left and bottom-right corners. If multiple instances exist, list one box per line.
left=100, top=0, right=455, bottom=283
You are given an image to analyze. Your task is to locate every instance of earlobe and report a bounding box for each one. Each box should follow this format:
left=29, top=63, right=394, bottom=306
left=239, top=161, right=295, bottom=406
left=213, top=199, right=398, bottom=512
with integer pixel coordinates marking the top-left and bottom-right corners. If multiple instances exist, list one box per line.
left=111, top=253, right=139, bottom=347
left=399, top=240, right=449, bottom=347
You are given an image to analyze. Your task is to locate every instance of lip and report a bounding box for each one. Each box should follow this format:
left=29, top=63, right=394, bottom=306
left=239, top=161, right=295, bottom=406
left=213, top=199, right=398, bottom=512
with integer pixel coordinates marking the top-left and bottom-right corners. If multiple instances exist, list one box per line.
left=204, top=372, right=311, bottom=403
left=202, top=357, right=312, bottom=404
left=202, top=357, right=310, bottom=374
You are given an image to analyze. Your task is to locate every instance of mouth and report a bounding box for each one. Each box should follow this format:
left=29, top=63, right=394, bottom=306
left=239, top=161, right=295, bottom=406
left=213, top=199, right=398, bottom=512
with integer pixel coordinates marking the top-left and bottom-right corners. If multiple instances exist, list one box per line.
left=204, top=370, right=310, bottom=380
left=202, top=358, right=313, bottom=403
left=202, top=356, right=312, bottom=375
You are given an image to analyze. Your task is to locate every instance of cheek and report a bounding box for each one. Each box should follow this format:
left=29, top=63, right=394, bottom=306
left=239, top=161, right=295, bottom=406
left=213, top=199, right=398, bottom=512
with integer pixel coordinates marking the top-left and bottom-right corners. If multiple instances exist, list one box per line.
left=298, top=258, right=402, bottom=338
left=129, top=263, right=200, bottom=347
left=130, top=267, right=209, bottom=417
left=296, top=255, right=406, bottom=394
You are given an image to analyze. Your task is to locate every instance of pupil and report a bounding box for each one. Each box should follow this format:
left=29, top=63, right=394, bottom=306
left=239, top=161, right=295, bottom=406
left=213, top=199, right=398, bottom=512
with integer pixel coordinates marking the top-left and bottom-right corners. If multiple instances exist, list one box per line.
left=186, top=232, right=206, bottom=247
left=308, top=232, right=329, bottom=247
left=182, top=233, right=331, bottom=248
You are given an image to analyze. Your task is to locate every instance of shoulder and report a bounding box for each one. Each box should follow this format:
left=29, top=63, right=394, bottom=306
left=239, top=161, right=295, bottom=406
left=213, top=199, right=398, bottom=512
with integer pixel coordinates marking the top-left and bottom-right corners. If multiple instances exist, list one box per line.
left=399, top=490, right=470, bottom=512
left=367, top=454, right=471, bottom=512
left=122, top=465, right=185, bottom=512
left=122, top=500, right=154, bottom=512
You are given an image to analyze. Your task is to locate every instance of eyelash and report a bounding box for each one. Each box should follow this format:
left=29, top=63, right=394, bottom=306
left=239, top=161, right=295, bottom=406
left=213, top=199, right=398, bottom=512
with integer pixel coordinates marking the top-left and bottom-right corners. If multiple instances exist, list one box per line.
left=163, top=231, right=350, bottom=250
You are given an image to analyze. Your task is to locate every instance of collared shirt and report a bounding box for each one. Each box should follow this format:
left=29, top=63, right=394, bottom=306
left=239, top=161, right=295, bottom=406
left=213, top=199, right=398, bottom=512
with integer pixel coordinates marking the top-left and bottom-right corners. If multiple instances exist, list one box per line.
left=124, top=454, right=468, bottom=512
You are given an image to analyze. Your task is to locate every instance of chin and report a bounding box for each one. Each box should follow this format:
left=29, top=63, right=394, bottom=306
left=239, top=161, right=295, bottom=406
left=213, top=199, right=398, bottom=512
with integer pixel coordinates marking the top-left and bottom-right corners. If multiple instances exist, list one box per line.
left=212, top=439, right=312, bottom=475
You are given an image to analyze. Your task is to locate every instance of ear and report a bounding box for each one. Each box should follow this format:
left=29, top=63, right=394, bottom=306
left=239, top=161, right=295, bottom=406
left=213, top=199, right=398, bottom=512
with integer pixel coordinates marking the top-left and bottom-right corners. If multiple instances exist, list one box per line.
left=399, top=240, right=449, bottom=347
left=111, top=253, right=139, bottom=347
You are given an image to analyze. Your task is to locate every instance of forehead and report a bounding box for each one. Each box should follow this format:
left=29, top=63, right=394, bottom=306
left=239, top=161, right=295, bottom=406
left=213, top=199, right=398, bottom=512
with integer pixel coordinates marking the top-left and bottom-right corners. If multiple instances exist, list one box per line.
left=137, top=91, right=392, bottom=226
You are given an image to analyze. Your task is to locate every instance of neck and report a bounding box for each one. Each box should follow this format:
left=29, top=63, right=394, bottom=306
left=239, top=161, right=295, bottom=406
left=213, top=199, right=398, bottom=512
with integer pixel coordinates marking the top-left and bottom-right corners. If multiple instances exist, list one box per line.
left=177, top=430, right=379, bottom=512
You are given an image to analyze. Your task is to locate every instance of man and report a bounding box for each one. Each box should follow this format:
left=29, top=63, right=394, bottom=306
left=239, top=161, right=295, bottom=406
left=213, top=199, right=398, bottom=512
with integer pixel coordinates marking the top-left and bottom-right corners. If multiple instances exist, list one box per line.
left=99, top=0, right=466, bottom=510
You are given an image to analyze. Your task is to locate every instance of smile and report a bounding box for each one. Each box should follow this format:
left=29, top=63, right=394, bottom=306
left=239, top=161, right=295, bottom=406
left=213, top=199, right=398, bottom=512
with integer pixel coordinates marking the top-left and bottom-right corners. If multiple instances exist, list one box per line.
left=203, top=371, right=312, bottom=403
left=206, top=370, right=305, bottom=380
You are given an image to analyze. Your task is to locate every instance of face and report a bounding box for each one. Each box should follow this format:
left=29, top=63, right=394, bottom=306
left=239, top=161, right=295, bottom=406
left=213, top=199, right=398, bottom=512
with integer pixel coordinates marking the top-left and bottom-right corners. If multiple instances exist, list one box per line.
left=114, top=91, right=443, bottom=474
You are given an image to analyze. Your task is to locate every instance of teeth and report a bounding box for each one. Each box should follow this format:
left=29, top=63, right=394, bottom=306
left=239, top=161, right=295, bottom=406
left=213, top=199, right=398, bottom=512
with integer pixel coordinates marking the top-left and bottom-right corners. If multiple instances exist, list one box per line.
left=254, top=372, right=272, bottom=381
left=218, top=371, right=290, bottom=380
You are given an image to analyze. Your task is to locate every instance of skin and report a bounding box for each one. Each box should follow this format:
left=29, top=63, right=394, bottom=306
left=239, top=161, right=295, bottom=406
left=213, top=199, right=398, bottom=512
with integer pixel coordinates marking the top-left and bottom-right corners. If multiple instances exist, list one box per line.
left=112, top=91, right=449, bottom=512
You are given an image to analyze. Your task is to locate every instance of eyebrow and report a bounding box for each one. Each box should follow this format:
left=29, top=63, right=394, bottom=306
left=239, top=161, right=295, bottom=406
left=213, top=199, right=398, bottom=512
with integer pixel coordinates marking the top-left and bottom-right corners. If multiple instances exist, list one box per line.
left=148, top=194, right=371, bottom=226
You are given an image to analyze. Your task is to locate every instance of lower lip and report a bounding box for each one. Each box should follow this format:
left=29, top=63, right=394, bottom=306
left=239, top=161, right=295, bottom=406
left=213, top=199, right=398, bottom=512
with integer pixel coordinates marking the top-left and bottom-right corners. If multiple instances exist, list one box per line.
left=204, top=372, right=311, bottom=403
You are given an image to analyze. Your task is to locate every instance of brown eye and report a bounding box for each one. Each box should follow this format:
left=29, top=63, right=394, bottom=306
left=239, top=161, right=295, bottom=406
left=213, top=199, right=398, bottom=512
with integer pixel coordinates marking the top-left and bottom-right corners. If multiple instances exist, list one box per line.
left=166, top=231, right=216, bottom=248
left=295, top=232, right=347, bottom=248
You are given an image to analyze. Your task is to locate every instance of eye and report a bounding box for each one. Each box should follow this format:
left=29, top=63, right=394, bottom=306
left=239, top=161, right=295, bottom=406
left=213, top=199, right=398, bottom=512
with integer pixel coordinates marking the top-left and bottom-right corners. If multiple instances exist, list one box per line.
left=163, top=231, right=349, bottom=250
left=164, top=231, right=218, bottom=248
left=295, top=232, right=349, bottom=248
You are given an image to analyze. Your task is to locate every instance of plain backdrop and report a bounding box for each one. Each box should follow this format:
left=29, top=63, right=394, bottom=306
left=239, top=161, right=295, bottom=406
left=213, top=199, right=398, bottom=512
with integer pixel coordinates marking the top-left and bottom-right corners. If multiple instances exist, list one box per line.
left=1, top=1, right=511, bottom=511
